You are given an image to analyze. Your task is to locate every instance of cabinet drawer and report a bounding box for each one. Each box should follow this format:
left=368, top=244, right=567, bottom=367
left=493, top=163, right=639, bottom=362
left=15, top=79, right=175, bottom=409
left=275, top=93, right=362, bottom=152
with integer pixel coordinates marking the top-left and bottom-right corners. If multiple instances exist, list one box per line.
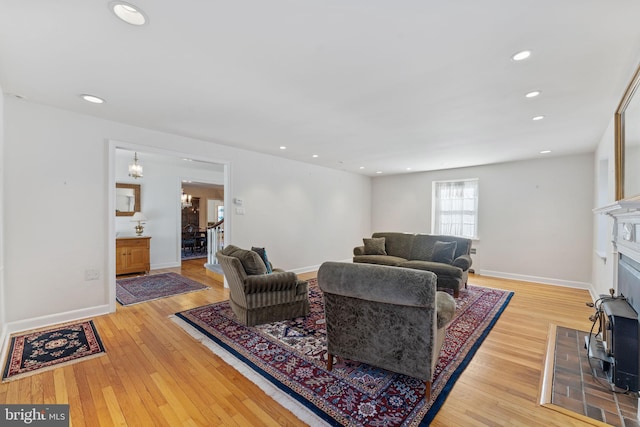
left=116, top=238, right=149, bottom=248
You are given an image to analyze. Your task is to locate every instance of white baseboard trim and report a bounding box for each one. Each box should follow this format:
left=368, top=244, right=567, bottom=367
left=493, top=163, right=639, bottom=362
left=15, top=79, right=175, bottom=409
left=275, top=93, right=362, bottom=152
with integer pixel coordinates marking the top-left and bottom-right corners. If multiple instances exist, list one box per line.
left=289, top=259, right=352, bottom=275
left=290, top=264, right=322, bottom=275
left=3, top=304, right=111, bottom=337
left=478, top=270, right=592, bottom=290
left=152, top=261, right=181, bottom=270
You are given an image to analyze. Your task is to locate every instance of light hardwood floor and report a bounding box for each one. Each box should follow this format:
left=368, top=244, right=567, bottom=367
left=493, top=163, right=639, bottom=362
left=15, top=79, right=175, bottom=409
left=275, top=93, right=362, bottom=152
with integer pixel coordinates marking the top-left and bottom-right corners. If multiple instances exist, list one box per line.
left=0, top=260, right=599, bottom=426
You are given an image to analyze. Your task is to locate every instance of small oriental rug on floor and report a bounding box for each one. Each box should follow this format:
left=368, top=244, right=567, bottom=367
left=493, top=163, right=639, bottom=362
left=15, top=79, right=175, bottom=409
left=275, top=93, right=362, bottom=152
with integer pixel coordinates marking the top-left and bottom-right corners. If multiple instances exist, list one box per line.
left=2, top=320, right=105, bottom=382
left=173, top=280, right=513, bottom=426
left=116, top=272, right=208, bottom=306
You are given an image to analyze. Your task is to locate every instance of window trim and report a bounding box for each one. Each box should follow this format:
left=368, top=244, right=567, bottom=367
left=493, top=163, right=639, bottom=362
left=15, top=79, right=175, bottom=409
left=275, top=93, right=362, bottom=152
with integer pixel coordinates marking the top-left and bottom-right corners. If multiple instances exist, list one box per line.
left=431, top=178, right=479, bottom=240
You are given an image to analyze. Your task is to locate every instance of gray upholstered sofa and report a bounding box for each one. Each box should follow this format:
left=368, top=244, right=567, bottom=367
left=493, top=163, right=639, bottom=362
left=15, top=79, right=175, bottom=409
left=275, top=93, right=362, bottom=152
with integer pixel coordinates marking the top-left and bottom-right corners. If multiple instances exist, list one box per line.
left=353, top=232, right=472, bottom=297
left=318, top=261, right=456, bottom=400
left=216, top=245, right=310, bottom=326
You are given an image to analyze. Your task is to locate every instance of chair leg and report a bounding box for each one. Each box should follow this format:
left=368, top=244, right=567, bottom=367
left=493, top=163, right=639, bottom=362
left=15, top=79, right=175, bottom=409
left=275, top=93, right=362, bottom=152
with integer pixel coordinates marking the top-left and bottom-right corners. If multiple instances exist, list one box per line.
left=454, top=288, right=459, bottom=298
left=327, top=353, right=333, bottom=371
left=425, top=380, right=432, bottom=400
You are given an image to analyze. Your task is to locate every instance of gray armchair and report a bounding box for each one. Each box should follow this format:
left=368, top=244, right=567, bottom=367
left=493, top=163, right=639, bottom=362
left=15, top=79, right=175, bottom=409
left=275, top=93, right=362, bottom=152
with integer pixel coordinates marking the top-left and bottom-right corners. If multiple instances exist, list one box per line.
left=317, top=261, right=456, bottom=400
left=216, top=245, right=310, bottom=326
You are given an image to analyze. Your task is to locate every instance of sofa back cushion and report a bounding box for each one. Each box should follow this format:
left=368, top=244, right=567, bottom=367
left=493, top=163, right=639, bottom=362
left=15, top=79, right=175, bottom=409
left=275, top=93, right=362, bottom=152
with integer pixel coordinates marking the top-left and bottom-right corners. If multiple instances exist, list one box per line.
left=409, top=234, right=472, bottom=262
left=371, top=232, right=414, bottom=259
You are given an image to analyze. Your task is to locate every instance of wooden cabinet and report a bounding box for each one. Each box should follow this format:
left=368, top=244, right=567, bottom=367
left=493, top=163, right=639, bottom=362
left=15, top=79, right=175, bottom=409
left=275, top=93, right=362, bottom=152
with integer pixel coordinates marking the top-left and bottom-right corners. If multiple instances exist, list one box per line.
left=116, top=237, right=151, bottom=276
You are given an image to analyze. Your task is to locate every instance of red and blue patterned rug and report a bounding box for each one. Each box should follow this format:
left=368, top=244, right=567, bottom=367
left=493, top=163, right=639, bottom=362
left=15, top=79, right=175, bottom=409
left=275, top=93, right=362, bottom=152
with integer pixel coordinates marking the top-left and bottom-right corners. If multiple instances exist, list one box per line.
left=174, top=281, right=512, bottom=426
left=116, top=272, right=209, bottom=306
left=2, top=320, right=106, bottom=382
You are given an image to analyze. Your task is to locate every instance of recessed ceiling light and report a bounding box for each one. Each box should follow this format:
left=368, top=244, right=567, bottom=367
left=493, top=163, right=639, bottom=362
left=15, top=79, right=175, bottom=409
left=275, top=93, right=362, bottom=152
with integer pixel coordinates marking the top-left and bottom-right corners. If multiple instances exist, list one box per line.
left=279, top=146, right=287, bottom=150
left=376, top=171, right=383, bottom=174
left=406, top=167, right=412, bottom=171
left=109, top=1, right=148, bottom=26
left=359, top=166, right=365, bottom=170
left=81, top=94, right=105, bottom=104
left=532, top=115, right=545, bottom=121
left=525, top=90, right=541, bottom=98
left=312, top=154, right=319, bottom=158
left=512, top=50, right=531, bottom=61
left=540, top=150, right=551, bottom=154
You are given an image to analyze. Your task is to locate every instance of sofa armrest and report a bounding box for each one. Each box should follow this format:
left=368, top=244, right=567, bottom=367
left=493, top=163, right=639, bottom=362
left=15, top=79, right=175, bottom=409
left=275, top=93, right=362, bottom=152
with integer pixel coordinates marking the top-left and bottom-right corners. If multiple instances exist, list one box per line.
left=243, top=271, right=300, bottom=294
left=452, top=254, right=472, bottom=271
left=353, top=246, right=365, bottom=256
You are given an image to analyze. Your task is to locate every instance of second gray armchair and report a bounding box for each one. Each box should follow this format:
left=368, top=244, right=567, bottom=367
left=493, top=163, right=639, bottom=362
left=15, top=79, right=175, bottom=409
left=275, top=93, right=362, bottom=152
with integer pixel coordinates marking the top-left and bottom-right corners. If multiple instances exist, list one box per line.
left=216, top=245, right=310, bottom=326
left=318, top=261, right=456, bottom=400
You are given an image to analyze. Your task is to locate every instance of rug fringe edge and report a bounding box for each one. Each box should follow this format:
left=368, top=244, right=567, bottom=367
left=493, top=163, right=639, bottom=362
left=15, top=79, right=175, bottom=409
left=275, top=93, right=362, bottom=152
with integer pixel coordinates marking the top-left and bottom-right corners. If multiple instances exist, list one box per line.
left=169, top=315, right=330, bottom=427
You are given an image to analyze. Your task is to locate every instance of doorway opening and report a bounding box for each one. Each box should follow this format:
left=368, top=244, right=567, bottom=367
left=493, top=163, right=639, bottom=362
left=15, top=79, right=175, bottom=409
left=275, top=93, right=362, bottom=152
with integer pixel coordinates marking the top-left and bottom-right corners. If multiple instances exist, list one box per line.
left=180, top=181, right=224, bottom=263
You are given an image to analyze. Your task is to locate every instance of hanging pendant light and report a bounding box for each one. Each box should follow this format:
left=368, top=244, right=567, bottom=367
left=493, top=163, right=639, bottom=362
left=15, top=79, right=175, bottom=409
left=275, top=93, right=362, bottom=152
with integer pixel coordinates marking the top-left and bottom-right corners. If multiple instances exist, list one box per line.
left=128, top=152, right=143, bottom=179
left=181, top=189, right=192, bottom=208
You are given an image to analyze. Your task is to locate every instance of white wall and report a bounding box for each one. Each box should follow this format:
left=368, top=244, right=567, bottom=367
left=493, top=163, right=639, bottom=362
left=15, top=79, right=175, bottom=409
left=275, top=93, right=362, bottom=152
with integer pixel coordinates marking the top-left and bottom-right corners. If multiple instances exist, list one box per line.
left=371, top=154, right=594, bottom=288
left=3, top=97, right=370, bottom=331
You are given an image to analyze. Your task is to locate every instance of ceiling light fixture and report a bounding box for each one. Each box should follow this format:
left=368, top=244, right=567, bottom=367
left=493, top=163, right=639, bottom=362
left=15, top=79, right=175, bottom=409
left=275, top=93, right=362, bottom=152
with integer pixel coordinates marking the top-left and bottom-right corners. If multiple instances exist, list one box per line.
left=312, top=154, right=319, bottom=158
left=540, top=150, right=551, bottom=154
left=181, top=189, right=192, bottom=209
left=81, top=94, right=105, bottom=104
left=525, top=90, right=541, bottom=98
left=109, top=1, right=148, bottom=26
left=128, top=152, right=143, bottom=179
left=376, top=171, right=383, bottom=174
left=532, top=115, right=545, bottom=121
left=279, top=146, right=287, bottom=150
left=512, top=50, right=531, bottom=61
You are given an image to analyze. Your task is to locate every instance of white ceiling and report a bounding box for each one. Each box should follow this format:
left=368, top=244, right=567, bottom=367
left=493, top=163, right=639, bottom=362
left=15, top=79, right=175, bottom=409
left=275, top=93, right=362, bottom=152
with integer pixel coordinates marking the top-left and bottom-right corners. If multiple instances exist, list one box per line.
left=2, top=1, right=640, bottom=176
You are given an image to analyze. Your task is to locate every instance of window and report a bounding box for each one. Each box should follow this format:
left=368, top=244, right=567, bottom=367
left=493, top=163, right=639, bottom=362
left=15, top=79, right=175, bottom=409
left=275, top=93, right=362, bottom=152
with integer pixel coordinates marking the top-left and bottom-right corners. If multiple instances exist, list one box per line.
left=432, top=179, right=478, bottom=239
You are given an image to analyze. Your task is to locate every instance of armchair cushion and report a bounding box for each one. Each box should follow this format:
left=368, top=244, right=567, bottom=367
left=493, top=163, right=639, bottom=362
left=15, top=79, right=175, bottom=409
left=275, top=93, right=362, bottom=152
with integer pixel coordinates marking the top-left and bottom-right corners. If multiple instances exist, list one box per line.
left=432, top=240, right=457, bottom=264
left=222, top=245, right=267, bottom=275
left=363, top=237, right=387, bottom=255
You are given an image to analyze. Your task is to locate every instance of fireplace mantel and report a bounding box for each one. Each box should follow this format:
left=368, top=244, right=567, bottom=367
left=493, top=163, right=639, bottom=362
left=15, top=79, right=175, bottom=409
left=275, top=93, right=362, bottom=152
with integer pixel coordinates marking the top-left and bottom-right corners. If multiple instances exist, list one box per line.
left=595, top=198, right=640, bottom=275
left=593, top=198, right=640, bottom=216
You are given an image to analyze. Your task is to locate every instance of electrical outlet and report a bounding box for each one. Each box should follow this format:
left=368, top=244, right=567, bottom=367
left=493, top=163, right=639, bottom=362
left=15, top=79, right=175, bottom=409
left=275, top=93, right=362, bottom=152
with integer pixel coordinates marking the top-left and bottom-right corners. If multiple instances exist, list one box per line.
left=85, top=269, right=100, bottom=281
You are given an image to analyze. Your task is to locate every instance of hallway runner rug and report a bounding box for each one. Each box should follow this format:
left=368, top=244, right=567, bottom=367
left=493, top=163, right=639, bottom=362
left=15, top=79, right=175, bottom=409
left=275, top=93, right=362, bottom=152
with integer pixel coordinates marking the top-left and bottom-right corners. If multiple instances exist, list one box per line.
left=116, top=272, right=208, bottom=306
left=2, top=320, right=106, bottom=382
left=173, top=280, right=513, bottom=426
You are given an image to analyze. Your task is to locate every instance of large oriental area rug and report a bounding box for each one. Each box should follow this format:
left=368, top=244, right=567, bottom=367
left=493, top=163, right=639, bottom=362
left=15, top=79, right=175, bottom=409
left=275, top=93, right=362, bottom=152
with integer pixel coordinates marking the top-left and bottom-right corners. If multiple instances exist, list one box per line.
left=174, top=281, right=513, bottom=426
left=116, top=272, right=208, bottom=306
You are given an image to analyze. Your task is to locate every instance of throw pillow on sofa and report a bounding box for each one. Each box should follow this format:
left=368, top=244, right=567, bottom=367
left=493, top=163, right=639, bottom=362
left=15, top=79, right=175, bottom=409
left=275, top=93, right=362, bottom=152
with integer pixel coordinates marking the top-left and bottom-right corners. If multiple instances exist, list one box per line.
left=432, top=241, right=457, bottom=264
left=363, top=237, right=387, bottom=255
